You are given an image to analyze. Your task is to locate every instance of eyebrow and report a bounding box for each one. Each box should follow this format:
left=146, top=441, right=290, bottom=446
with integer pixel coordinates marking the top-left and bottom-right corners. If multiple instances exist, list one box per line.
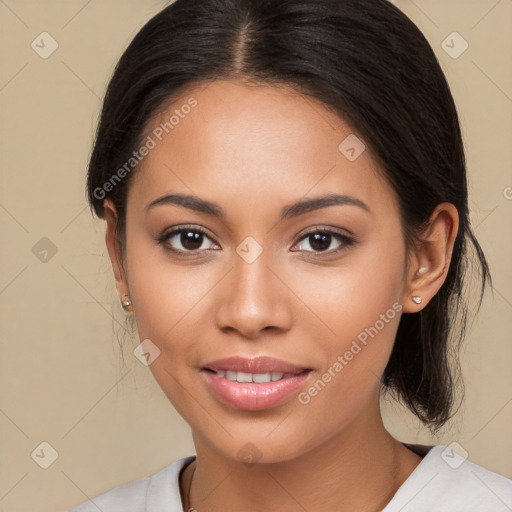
left=145, top=192, right=371, bottom=219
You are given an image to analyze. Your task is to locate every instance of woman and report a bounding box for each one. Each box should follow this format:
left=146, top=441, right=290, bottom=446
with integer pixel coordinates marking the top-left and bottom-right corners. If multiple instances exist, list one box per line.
left=69, top=0, right=512, bottom=510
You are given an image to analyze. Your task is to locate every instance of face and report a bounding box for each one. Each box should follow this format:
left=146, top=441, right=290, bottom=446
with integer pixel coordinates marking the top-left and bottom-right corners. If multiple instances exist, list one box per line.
left=110, top=79, right=412, bottom=463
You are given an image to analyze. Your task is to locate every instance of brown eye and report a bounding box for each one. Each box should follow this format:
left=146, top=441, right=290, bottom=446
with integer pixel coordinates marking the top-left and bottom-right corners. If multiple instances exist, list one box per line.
left=157, top=226, right=219, bottom=255
left=293, top=229, right=354, bottom=254
left=178, top=230, right=205, bottom=251
left=306, top=232, right=332, bottom=252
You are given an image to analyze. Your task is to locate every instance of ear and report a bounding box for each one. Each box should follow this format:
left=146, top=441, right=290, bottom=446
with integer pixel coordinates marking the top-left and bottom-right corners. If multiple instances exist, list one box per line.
left=103, top=199, right=129, bottom=298
left=401, top=202, right=459, bottom=313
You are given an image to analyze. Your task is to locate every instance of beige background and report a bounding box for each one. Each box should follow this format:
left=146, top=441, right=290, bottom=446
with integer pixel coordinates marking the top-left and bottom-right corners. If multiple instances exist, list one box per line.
left=0, top=1, right=511, bottom=510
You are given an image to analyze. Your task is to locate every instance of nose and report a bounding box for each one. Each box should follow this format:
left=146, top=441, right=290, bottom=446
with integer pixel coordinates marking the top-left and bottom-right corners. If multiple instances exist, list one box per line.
left=214, top=251, right=293, bottom=339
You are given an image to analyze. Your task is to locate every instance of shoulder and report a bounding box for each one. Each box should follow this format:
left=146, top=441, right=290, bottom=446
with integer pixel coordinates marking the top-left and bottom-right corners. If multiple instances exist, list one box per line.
left=384, top=445, right=512, bottom=512
left=67, top=455, right=195, bottom=512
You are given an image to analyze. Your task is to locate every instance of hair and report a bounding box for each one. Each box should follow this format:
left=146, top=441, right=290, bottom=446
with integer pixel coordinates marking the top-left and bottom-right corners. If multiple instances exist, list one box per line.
left=86, top=0, right=491, bottom=433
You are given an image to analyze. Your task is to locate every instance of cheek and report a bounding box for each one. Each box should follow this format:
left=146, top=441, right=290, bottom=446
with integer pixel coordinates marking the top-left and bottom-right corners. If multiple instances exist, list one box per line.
left=124, top=218, right=208, bottom=333
left=303, top=233, right=405, bottom=343
left=300, top=231, right=405, bottom=397
left=123, top=248, right=175, bottom=372
left=292, top=268, right=404, bottom=441
left=124, top=245, right=210, bottom=417
left=128, top=261, right=212, bottom=355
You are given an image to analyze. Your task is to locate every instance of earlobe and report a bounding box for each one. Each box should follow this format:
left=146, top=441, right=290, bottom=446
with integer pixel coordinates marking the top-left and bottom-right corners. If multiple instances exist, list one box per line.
left=103, top=199, right=129, bottom=293
left=401, top=202, right=459, bottom=312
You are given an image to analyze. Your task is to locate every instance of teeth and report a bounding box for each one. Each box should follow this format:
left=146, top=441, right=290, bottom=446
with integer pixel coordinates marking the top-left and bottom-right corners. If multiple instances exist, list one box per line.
left=254, top=373, right=272, bottom=383
left=237, top=372, right=253, bottom=383
left=215, top=370, right=286, bottom=383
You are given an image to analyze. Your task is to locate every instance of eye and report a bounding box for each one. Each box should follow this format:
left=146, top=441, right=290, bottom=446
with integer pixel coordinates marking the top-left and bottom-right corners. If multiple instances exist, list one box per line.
left=292, top=228, right=355, bottom=255
left=157, top=225, right=355, bottom=257
left=157, top=225, right=219, bottom=255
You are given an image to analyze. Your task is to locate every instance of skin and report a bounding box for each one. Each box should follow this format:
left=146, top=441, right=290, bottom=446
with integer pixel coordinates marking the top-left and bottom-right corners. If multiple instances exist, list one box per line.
left=103, top=79, right=459, bottom=512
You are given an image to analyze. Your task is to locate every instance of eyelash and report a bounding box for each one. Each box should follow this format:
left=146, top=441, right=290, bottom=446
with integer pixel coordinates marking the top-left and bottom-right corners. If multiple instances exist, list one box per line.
left=156, top=225, right=355, bottom=258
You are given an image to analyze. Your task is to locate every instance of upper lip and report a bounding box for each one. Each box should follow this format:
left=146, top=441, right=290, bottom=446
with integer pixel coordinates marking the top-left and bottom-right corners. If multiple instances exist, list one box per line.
left=203, top=356, right=310, bottom=374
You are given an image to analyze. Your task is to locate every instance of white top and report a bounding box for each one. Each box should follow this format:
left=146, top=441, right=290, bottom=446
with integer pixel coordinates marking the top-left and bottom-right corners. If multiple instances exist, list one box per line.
left=68, top=444, right=512, bottom=512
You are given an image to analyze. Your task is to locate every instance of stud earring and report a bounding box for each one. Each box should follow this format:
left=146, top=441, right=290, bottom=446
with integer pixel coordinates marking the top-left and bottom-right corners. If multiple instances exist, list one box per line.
left=121, top=293, right=133, bottom=312
left=412, top=296, right=422, bottom=304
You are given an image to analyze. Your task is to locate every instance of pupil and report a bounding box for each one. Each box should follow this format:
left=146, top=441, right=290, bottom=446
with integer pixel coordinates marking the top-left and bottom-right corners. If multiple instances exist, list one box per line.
left=181, top=231, right=202, bottom=250
left=310, top=233, right=330, bottom=251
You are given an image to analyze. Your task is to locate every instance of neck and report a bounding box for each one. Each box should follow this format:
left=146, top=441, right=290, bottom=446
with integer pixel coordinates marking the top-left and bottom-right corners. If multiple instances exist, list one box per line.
left=181, top=404, right=422, bottom=512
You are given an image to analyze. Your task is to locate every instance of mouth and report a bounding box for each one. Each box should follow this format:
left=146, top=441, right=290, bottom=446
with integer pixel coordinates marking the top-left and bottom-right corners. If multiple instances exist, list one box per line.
left=200, top=356, right=313, bottom=411
left=202, top=368, right=309, bottom=383
left=203, top=355, right=311, bottom=375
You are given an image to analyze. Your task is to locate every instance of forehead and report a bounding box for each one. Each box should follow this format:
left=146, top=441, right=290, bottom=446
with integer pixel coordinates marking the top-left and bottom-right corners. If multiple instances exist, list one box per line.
left=129, top=79, right=396, bottom=217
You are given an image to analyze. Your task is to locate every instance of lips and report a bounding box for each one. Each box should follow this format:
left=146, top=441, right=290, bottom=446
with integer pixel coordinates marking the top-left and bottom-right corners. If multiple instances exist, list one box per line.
left=201, top=356, right=312, bottom=410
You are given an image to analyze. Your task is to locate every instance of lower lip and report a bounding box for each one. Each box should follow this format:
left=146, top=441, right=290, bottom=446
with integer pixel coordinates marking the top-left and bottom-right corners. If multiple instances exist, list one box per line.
left=201, top=370, right=311, bottom=411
